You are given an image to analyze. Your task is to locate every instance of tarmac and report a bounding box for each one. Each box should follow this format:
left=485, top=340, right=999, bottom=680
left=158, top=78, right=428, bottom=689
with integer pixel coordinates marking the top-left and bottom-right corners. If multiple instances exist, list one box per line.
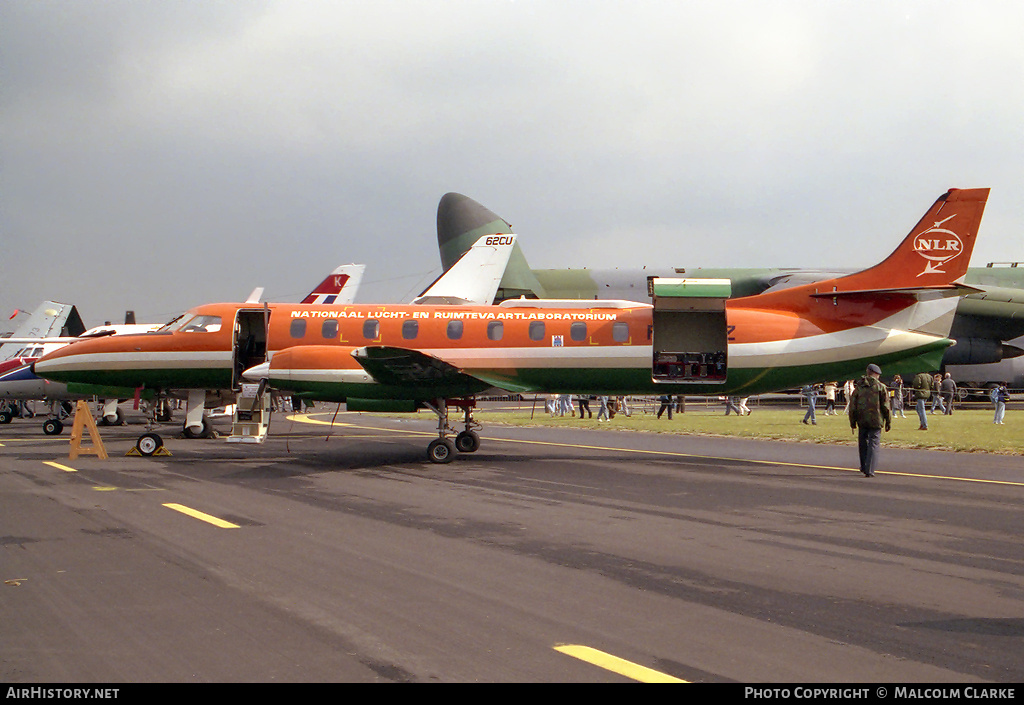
left=1, top=407, right=1022, bottom=682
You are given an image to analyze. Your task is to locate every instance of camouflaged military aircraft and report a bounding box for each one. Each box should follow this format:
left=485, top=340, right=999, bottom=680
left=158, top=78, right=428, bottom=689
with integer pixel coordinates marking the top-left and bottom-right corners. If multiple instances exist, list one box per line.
left=436, top=192, right=1024, bottom=375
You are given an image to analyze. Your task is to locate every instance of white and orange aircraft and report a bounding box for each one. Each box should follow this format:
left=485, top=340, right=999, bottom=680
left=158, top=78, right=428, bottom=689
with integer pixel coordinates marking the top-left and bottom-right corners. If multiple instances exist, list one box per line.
left=4, top=264, right=364, bottom=435
left=34, top=188, right=989, bottom=461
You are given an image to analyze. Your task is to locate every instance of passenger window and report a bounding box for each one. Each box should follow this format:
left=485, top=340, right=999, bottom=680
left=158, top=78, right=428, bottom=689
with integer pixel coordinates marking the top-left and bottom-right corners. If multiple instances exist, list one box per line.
left=402, top=320, right=418, bottom=340
left=612, top=322, right=629, bottom=342
left=289, top=319, right=307, bottom=339
left=487, top=321, right=503, bottom=341
left=570, top=321, right=587, bottom=341
left=447, top=320, right=463, bottom=340
left=321, top=319, right=339, bottom=339
left=529, top=321, right=545, bottom=341
left=363, top=319, right=380, bottom=340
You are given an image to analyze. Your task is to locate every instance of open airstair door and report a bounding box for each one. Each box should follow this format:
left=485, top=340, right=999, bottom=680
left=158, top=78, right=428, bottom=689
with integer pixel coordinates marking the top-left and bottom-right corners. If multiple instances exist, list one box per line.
left=229, top=307, right=272, bottom=443
left=649, top=278, right=730, bottom=384
left=232, top=308, right=270, bottom=391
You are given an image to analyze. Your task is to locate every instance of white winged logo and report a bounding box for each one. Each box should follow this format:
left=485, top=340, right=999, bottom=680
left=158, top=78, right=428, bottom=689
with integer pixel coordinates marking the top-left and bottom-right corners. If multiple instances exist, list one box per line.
left=914, top=215, right=963, bottom=276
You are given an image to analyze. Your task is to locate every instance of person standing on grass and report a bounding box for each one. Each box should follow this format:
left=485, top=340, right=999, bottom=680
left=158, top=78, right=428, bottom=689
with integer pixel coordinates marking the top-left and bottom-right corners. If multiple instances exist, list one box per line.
left=891, top=374, right=906, bottom=418
left=993, top=383, right=1009, bottom=424
left=941, top=373, right=957, bottom=415
left=801, top=384, right=817, bottom=425
left=912, top=371, right=932, bottom=430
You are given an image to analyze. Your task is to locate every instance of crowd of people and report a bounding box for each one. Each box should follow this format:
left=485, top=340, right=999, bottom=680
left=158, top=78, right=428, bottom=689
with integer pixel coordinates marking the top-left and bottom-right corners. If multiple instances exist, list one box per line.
left=542, top=369, right=1010, bottom=480
left=545, top=394, right=633, bottom=421
left=797, top=373, right=1012, bottom=429
left=544, top=376, right=1012, bottom=427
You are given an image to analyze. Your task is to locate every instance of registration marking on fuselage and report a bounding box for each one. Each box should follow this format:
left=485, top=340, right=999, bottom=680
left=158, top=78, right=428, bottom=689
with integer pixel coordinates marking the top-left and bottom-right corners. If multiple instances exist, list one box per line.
left=554, top=644, right=687, bottom=683
left=162, top=503, right=239, bottom=529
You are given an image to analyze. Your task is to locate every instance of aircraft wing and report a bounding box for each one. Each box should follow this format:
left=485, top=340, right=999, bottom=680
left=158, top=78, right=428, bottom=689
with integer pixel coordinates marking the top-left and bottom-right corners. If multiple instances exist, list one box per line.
left=412, top=235, right=517, bottom=305
left=351, top=346, right=492, bottom=395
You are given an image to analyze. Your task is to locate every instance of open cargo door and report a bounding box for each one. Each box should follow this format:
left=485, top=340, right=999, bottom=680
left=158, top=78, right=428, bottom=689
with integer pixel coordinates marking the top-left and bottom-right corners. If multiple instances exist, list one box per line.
left=649, top=277, right=730, bottom=384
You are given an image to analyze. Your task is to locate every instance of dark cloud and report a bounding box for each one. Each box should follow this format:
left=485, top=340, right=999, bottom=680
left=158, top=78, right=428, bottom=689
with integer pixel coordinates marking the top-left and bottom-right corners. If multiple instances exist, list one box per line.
left=3, top=1, right=1022, bottom=330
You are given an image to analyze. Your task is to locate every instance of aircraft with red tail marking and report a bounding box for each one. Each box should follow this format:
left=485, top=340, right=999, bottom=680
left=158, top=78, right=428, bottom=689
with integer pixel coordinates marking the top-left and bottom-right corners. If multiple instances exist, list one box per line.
left=34, top=188, right=989, bottom=462
left=5, top=264, right=364, bottom=436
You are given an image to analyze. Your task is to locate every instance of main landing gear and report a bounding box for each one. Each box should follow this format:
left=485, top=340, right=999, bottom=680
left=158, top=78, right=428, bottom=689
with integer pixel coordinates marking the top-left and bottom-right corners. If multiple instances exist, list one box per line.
left=424, top=398, right=482, bottom=464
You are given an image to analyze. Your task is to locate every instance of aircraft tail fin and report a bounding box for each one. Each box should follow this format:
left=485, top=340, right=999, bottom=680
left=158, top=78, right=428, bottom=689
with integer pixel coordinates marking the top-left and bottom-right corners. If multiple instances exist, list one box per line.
left=748, top=188, right=989, bottom=340
left=826, top=187, right=989, bottom=294
left=1, top=301, right=84, bottom=358
left=413, top=234, right=517, bottom=305
left=301, top=264, right=366, bottom=305
left=437, top=192, right=547, bottom=300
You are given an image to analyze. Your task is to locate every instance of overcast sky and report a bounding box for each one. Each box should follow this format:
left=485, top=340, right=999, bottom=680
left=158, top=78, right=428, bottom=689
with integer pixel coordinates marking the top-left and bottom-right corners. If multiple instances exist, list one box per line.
left=3, top=0, right=1023, bottom=331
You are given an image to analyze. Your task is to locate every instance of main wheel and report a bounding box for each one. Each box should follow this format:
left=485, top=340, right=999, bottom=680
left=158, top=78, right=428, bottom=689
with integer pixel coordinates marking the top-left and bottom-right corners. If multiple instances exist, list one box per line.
left=136, top=432, right=163, bottom=457
left=99, top=408, right=125, bottom=426
left=43, top=418, right=63, bottom=435
left=0, top=410, right=13, bottom=424
left=182, top=417, right=211, bottom=439
left=454, top=430, right=480, bottom=453
left=427, top=438, right=455, bottom=464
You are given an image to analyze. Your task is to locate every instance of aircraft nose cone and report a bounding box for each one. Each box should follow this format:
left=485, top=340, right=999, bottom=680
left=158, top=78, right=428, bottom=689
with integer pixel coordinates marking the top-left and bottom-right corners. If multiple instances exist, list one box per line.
left=242, top=362, right=270, bottom=381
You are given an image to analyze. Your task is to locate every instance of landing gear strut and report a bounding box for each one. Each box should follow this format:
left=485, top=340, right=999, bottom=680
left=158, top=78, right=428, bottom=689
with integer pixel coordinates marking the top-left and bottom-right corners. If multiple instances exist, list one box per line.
left=132, top=392, right=169, bottom=456
left=423, top=398, right=482, bottom=463
left=42, top=401, right=73, bottom=435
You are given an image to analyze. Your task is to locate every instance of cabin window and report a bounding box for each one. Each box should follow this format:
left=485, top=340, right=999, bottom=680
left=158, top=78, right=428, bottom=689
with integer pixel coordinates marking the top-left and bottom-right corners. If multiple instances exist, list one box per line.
left=289, top=319, right=307, bottom=339
left=612, top=322, right=629, bottom=343
left=321, top=319, right=339, bottom=339
left=447, top=320, right=463, bottom=340
left=529, top=321, right=545, bottom=341
left=363, top=319, right=379, bottom=340
left=570, top=321, right=587, bottom=341
left=487, top=321, right=504, bottom=341
left=402, top=320, right=418, bottom=340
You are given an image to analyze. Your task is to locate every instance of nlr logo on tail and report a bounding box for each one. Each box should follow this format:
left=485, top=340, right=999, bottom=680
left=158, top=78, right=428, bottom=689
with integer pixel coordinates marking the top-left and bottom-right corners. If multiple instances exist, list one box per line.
left=914, top=214, right=963, bottom=276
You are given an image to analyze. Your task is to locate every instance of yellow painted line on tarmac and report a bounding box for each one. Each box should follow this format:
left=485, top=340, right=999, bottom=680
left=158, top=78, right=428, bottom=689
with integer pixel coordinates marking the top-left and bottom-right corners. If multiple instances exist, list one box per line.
left=287, top=413, right=1024, bottom=488
left=507, top=436, right=1024, bottom=487
left=284, top=412, right=352, bottom=427
left=162, top=503, right=239, bottom=529
left=554, top=644, right=687, bottom=683
left=43, top=461, right=77, bottom=473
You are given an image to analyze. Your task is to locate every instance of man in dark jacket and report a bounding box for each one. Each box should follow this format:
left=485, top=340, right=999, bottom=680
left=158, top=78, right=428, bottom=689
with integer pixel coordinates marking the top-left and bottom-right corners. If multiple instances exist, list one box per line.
left=940, top=373, right=957, bottom=415
left=849, top=363, right=892, bottom=477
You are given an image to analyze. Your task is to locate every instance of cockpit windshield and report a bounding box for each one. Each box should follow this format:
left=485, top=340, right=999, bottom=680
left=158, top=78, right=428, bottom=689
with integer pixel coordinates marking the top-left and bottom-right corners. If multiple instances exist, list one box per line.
left=156, top=314, right=187, bottom=333
left=158, top=314, right=222, bottom=333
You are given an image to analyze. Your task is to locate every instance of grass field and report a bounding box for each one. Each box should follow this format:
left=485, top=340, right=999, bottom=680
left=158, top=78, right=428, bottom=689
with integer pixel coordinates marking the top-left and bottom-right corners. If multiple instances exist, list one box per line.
left=474, top=401, right=1024, bottom=455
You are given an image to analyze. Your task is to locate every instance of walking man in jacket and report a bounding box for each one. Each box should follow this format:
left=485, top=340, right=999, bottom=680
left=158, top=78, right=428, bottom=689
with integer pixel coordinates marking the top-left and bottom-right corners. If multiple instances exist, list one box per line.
left=849, top=363, right=891, bottom=477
